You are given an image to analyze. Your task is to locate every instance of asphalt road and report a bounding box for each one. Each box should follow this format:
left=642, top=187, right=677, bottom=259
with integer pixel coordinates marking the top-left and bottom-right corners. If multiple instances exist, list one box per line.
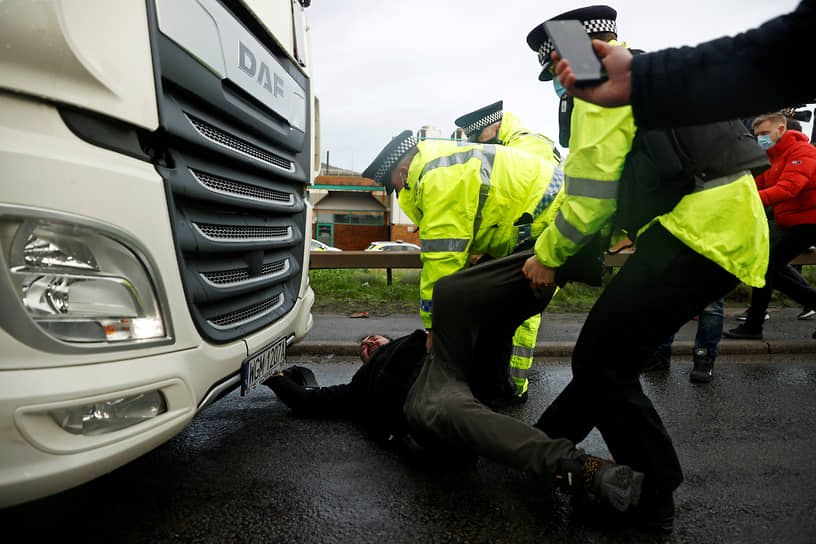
left=3, top=352, right=816, bottom=544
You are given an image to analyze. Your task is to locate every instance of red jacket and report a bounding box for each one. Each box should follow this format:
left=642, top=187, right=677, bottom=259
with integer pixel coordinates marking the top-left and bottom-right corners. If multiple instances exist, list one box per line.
left=756, top=129, right=816, bottom=228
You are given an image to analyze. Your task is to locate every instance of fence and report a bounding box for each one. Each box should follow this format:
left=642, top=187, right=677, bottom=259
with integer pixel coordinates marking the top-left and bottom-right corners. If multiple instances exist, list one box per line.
left=309, top=250, right=816, bottom=284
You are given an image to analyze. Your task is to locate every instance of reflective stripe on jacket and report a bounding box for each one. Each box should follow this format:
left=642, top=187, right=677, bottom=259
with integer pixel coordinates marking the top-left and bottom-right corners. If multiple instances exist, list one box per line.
left=399, top=140, right=559, bottom=328
left=534, top=97, right=633, bottom=268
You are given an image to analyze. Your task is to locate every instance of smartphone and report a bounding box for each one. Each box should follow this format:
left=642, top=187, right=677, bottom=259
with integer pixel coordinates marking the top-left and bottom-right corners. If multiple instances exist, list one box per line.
left=543, top=19, right=607, bottom=87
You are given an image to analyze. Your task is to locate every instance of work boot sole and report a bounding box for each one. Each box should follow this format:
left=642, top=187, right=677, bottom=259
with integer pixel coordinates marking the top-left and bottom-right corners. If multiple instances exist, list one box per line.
left=690, top=371, right=713, bottom=383
left=595, top=465, right=644, bottom=513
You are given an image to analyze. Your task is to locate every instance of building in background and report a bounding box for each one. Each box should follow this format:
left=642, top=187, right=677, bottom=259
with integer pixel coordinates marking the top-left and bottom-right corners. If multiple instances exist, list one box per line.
left=312, top=126, right=456, bottom=249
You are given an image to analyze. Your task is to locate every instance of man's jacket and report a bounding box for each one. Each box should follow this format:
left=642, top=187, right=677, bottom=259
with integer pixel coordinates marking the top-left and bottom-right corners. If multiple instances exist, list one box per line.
left=267, top=330, right=427, bottom=441
left=755, top=129, right=816, bottom=228
left=534, top=42, right=769, bottom=288
left=398, top=140, right=562, bottom=328
left=631, top=1, right=815, bottom=129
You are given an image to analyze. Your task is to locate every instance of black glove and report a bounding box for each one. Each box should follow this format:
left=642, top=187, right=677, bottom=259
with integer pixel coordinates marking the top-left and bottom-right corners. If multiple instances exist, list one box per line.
left=282, top=365, right=319, bottom=388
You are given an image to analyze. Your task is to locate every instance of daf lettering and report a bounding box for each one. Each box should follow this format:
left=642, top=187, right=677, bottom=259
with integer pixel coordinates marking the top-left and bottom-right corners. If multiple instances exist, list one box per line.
left=239, top=41, right=285, bottom=98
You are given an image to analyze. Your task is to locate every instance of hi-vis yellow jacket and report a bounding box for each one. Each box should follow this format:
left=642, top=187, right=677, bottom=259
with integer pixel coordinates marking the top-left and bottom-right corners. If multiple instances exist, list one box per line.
left=498, top=112, right=561, bottom=167
left=399, top=140, right=562, bottom=329
left=533, top=75, right=768, bottom=287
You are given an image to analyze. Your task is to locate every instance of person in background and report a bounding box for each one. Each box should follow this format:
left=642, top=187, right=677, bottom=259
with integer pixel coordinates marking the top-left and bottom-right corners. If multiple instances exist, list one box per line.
left=642, top=298, right=724, bottom=383
left=784, top=115, right=816, bottom=320
left=548, top=1, right=815, bottom=129
left=725, top=112, right=816, bottom=339
left=525, top=5, right=770, bottom=533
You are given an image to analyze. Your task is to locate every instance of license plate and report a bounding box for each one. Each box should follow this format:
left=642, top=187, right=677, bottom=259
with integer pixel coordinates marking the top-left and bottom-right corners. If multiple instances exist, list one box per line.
left=241, top=336, right=286, bottom=395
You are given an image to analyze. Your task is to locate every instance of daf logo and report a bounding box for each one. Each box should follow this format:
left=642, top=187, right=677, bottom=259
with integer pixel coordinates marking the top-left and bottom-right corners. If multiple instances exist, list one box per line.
left=239, top=42, right=284, bottom=98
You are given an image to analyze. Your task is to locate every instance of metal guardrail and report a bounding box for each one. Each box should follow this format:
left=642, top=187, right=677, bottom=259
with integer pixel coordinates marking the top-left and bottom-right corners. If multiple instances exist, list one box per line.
left=310, top=249, right=816, bottom=270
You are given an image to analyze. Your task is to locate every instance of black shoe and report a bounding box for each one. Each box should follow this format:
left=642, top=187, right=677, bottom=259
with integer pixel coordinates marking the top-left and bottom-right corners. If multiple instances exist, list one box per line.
left=481, top=380, right=528, bottom=410
left=723, top=324, right=763, bottom=340
left=642, top=345, right=671, bottom=372
left=736, top=308, right=769, bottom=321
left=798, top=308, right=816, bottom=320
left=690, top=348, right=714, bottom=383
left=554, top=455, right=644, bottom=513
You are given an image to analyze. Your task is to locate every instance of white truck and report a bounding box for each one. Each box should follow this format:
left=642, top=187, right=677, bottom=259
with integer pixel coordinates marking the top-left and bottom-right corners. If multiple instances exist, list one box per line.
left=0, top=0, right=316, bottom=507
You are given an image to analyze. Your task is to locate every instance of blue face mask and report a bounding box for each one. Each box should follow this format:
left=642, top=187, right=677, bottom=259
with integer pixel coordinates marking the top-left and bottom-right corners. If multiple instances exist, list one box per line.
left=757, top=134, right=775, bottom=150
left=553, top=78, right=567, bottom=99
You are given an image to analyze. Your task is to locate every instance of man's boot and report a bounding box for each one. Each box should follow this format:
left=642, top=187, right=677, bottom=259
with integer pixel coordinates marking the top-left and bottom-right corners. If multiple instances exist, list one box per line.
left=554, top=455, right=644, bottom=513
left=689, top=348, right=714, bottom=383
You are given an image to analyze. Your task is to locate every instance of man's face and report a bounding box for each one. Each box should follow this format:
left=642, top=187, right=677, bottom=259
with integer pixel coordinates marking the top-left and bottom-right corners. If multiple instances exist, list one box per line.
left=360, top=334, right=390, bottom=363
left=754, top=120, right=786, bottom=143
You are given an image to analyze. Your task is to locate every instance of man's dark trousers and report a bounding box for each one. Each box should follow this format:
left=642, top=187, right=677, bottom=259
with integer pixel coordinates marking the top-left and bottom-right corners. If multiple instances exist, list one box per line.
left=535, top=225, right=739, bottom=496
left=404, top=251, right=583, bottom=477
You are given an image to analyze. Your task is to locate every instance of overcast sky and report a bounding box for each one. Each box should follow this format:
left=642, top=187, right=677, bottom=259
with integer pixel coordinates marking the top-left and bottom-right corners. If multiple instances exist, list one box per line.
left=306, top=0, right=808, bottom=173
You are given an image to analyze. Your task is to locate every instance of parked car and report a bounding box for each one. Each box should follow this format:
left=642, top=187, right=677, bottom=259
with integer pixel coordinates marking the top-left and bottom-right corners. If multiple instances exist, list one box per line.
left=365, top=240, right=421, bottom=252
left=311, top=239, right=342, bottom=251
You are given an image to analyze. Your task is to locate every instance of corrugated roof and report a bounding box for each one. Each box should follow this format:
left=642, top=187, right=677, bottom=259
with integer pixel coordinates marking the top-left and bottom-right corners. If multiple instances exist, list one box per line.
left=314, top=175, right=380, bottom=189
left=313, top=192, right=386, bottom=211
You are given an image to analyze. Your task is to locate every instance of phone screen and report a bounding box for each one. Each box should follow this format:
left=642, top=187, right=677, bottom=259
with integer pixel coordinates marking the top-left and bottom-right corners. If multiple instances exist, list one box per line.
left=543, top=20, right=606, bottom=87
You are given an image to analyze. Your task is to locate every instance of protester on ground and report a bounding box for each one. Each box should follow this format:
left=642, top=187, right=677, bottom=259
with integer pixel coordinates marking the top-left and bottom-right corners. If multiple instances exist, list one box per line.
left=265, top=321, right=644, bottom=516
left=525, top=5, right=770, bottom=533
left=725, top=112, right=816, bottom=339
left=547, top=1, right=815, bottom=129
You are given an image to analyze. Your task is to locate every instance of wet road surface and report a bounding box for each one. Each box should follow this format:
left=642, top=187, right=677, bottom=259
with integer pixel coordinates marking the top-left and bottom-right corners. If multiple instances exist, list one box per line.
left=3, top=354, right=816, bottom=543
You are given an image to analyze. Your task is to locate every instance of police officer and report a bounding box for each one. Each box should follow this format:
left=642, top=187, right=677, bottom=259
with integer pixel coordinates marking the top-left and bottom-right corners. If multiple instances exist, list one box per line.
left=525, top=5, right=769, bottom=533
left=453, top=101, right=563, bottom=401
left=359, top=131, right=645, bottom=515
left=362, top=130, right=564, bottom=407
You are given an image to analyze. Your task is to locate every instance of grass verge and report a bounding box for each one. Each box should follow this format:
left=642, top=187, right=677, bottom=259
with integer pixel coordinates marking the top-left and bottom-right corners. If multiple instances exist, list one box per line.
left=309, top=266, right=816, bottom=315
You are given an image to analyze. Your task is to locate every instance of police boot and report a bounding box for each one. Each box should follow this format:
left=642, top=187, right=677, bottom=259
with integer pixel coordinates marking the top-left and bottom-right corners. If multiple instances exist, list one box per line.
left=554, top=455, right=644, bottom=513
left=689, top=348, right=714, bottom=383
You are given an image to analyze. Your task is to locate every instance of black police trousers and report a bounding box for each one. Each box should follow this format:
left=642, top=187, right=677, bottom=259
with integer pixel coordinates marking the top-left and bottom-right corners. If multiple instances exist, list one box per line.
left=536, top=224, right=739, bottom=497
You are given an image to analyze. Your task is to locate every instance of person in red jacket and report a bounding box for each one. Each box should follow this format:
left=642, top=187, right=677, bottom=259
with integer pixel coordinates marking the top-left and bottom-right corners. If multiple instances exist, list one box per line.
left=725, top=112, right=816, bottom=339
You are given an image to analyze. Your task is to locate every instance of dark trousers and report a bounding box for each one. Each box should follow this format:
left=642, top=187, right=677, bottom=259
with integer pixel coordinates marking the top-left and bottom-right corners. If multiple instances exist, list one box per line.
left=536, top=225, right=739, bottom=495
left=404, top=252, right=581, bottom=478
left=746, top=223, right=816, bottom=330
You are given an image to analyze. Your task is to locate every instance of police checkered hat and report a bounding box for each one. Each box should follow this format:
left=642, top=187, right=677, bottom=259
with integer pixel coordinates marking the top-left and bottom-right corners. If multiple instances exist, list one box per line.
left=454, top=101, right=503, bottom=139
left=526, top=5, right=617, bottom=81
left=362, top=130, right=418, bottom=195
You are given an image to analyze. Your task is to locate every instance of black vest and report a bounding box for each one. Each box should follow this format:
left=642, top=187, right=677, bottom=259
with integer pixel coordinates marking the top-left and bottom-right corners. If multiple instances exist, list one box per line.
left=614, top=119, right=769, bottom=235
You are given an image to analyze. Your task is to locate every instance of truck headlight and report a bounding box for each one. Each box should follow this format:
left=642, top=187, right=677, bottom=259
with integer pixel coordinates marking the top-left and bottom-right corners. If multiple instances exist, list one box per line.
left=4, top=220, right=165, bottom=343
left=50, top=390, right=167, bottom=435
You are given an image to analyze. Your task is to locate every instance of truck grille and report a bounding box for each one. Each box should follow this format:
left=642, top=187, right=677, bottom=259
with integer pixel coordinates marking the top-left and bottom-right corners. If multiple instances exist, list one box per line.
left=208, top=293, right=284, bottom=330
left=187, top=114, right=294, bottom=172
left=202, top=259, right=288, bottom=286
left=146, top=0, right=311, bottom=343
left=191, top=169, right=293, bottom=204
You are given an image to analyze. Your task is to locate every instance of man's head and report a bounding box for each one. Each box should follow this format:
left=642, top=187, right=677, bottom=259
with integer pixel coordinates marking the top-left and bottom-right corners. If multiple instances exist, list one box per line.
left=526, top=5, right=618, bottom=82
left=454, top=101, right=504, bottom=143
left=786, top=116, right=803, bottom=132
left=359, top=334, right=391, bottom=363
left=362, top=130, right=419, bottom=195
left=752, top=112, right=787, bottom=150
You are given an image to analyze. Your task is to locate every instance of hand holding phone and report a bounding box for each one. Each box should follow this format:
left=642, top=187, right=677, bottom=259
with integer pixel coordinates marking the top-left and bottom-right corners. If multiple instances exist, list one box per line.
left=543, top=20, right=607, bottom=87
